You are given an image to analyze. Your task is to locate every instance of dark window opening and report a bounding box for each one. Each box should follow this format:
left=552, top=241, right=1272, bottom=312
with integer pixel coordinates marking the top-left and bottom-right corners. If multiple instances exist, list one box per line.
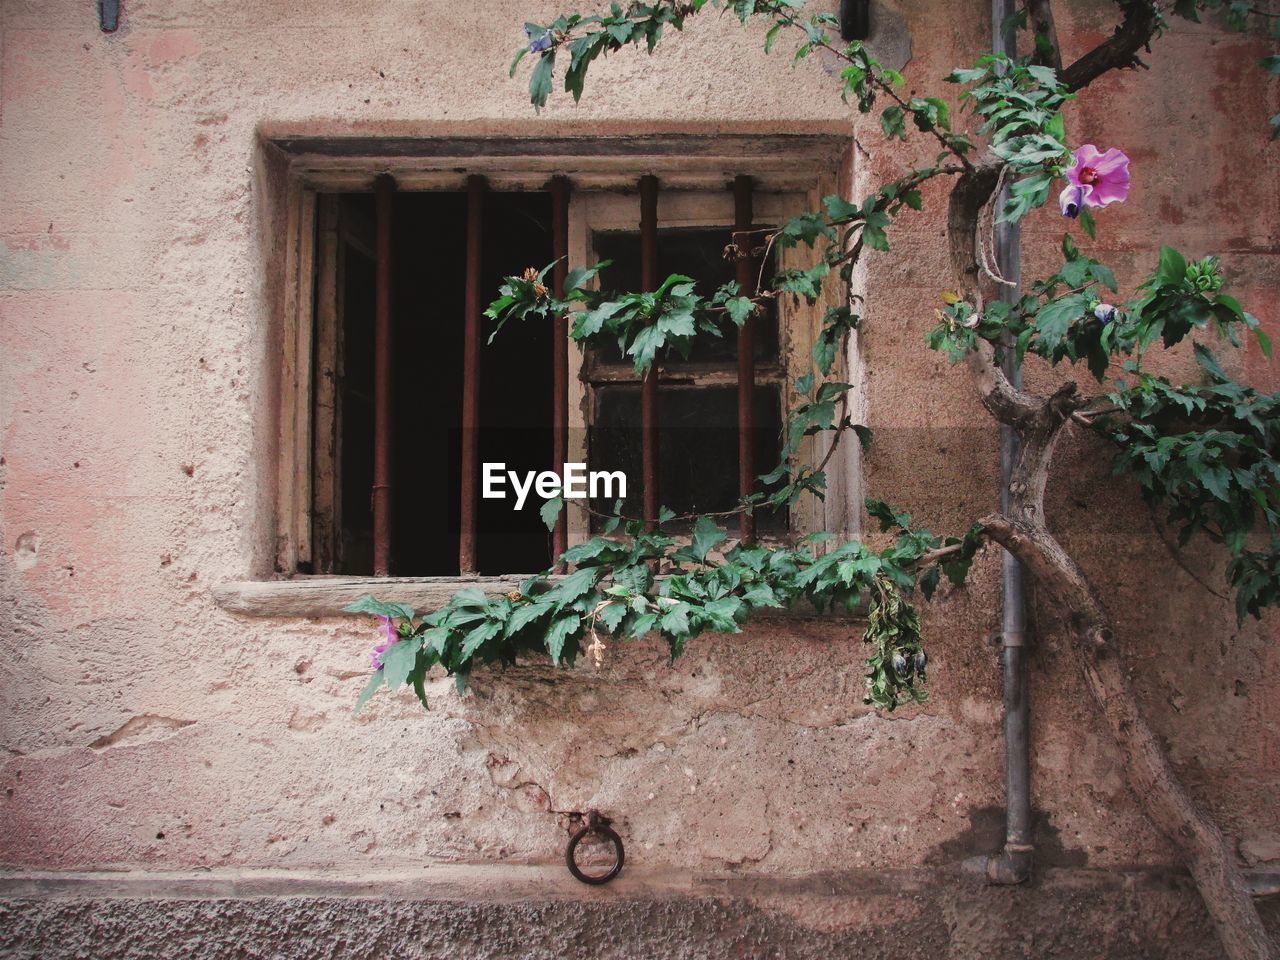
left=590, top=384, right=786, bottom=533
left=320, top=191, right=555, bottom=577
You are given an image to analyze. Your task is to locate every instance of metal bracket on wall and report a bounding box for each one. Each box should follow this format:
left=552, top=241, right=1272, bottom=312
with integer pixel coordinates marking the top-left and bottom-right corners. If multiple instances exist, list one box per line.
left=840, top=0, right=870, bottom=40
left=99, top=0, right=120, bottom=33
left=565, top=811, right=625, bottom=885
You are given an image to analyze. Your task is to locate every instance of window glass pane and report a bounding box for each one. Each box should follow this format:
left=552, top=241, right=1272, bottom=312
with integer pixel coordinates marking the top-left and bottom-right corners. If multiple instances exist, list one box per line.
left=588, top=384, right=787, bottom=534
left=593, top=227, right=778, bottom=365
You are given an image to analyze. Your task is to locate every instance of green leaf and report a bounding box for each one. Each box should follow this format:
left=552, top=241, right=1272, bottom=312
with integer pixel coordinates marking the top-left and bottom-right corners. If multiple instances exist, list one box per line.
left=459, top=621, right=502, bottom=663
left=1157, top=246, right=1188, bottom=288
left=420, top=626, right=450, bottom=658
left=879, top=105, right=907, bottom=140
left=690, top=515, right=728, bottom=563
left=919, top=565, right=941, bottom=600
left=354, top=669, right=384, bottom=713
left=545, top=614, right=579, bottom=663
left=529, top=53, right=555, bottom=110
left=1202, top=465, right=1232, bottom=502
left=865, top=497, right=911, bottom=532
left=1194, top=343, right=1229, bottom=382
left=1089, top=262, right=1117, bottom=292
left=561, top=537, right=628, bottom=565
left=816, top=381, right=852, bottom=403
left=628, top=612, right=658, bottom=638
left=659, top=604, right=690, bottom=636
left=726, top=297, right=754, bottom=326
left=509, top=46, right=529, bottom=79
left=999, top=173, right=1053, bottom=224
left=506, top=601, right=554, bottom=637
left=597, top=602, right=627, bottom=633
left=411, top=665, right=429, bottom=709
left=381, top=636, right=423, bottom=690
left=545, top=566, right=600, bottom=604
left=657, top=307, right=696, bottom=338
left=742, top=583, right=781, bottom=608
left=628, top=324, right=666, bottom=372
left=541, top=496, right=564, bottom=532
left=1257, top=328, right=1273, bottom=358
left=575, top=300, right=628, bottom=337
left=1034, top=293, right=1088, bottom=353
left=451, top=587, right=488, bottom=607
left=343, top=596, right=415, bottom=620
left=1078, top=206, right=1096, bottom=240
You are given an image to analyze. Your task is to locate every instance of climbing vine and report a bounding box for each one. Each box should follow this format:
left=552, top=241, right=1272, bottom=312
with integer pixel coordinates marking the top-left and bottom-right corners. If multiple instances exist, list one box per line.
left=353, top=0, right=1277, bottom=712
left=346, top=6, right=1280, bottom=953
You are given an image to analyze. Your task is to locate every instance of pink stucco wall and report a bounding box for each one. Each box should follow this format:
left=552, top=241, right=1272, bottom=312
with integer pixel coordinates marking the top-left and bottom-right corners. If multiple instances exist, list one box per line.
left=1, top=0, right=1277, bottom=897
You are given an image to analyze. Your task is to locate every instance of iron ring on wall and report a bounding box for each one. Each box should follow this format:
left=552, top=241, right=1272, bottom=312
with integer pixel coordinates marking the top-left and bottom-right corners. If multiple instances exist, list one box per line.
left=565, top=821, right=625, bottom=885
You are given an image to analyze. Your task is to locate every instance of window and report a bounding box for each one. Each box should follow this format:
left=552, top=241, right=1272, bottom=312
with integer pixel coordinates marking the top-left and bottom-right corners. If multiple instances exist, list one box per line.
left=584, top=195, right=786, bottom=536
left=269, top=135, right=855, bottom=584
left=310, top=187, right=558, bottom=577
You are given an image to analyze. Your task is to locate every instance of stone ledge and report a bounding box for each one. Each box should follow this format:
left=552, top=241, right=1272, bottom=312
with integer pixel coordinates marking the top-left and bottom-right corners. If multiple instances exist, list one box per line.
left=212, top=576, right=864, bottom=622
left=2, top=866, right=1277, bottom=960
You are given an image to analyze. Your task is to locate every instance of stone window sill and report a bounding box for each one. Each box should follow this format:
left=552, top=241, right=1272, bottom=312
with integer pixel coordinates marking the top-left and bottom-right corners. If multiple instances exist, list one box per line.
left=212, top=576, right=862, bottom=621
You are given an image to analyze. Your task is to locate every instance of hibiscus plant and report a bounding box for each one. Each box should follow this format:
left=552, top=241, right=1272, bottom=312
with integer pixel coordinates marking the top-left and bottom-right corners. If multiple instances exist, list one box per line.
left=348, top=2, right=1280, bottom=957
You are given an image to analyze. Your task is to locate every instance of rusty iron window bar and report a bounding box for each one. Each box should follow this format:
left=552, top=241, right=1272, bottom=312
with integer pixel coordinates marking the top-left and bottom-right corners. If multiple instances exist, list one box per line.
left=326, top=173, right=779, bottom=577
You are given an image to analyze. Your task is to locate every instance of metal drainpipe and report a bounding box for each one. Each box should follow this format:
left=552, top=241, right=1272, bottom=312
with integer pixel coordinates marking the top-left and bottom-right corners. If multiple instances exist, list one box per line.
left=963, top=0, right=1034, bottom=885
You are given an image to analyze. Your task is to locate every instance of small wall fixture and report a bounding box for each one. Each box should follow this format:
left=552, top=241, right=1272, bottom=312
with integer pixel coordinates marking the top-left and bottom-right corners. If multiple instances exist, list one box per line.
left=99, top=0, right=120, bottom=32
left=840, top=0, right=870, bottom=41
left=565, top=811, right=625, bottom=885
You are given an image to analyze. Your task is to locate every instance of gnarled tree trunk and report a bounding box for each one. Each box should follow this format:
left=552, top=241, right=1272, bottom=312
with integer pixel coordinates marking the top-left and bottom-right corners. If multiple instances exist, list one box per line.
left=948, top=156, right=1275, bottom=959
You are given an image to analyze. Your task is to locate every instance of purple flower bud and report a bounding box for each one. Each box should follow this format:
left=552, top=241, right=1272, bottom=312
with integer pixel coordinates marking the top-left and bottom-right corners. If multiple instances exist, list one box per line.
left=914, top=650, right=928, bottom=672
left=371, top=614, right=398, bottom=670
left=525, top=25, right=553, bottom=53
left=891, top=652, right=908, bottom=675
left=1058, top=183, right=1089, bottom=219
left=1094, top=303, right=1116, bottom=323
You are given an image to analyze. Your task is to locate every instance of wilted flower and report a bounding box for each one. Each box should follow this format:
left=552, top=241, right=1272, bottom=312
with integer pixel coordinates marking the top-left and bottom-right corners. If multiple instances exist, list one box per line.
left=371, top=614, right=398, bottom=670
left=521, top=266, right=549, bottom=299
left=1059, top=145, right=1131, bottom=218
left=525, top=25, right=553, bottom=53
left=891, top=651, right=908, bottom=675
left=1094, top=302, right=1117, bottom=323
left=914, top=650, right=928, bottom=672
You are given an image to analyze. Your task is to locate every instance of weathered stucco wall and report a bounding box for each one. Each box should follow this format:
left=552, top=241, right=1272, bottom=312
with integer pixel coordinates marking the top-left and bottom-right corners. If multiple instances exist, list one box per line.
left=1, top=0, right=1278, bottom=951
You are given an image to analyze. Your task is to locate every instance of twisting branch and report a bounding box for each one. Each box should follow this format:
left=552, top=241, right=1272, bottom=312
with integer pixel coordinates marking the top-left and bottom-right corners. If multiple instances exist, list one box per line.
left=968, top=339, right=1044, bottom=426
left=1027, top=0, right=1063, bottom=69
left=1059, top=0, right=1162, bottom=92
left=944, top=11, right=1274, bottom=941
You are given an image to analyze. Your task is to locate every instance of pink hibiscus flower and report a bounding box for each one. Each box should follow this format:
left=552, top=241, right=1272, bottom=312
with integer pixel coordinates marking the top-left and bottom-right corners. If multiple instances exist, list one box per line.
left=1059, top=145, right=1130, bottom=218
left=371, top=614, right=399, bottom=669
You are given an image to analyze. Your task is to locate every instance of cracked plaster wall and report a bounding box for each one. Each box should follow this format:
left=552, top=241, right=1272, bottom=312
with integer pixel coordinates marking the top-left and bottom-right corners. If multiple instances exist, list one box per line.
left=0, top=0, right=1278, bottom=913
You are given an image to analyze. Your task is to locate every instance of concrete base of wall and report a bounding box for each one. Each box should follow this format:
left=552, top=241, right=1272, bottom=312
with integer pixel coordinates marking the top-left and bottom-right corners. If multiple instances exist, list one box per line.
left=2, top=866, right=1277, bottom=959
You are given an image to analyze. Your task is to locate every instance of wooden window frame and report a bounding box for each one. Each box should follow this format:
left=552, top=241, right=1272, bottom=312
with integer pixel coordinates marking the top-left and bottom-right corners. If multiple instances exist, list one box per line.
left=216, top=132, right=860, bottom=617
